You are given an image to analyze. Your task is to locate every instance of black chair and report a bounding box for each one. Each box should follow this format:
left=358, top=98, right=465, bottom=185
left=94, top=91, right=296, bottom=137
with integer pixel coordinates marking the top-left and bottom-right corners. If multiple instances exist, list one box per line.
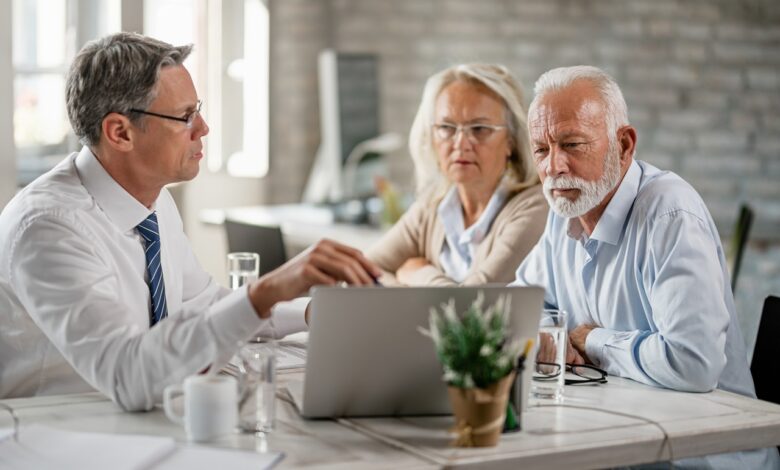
left=224, top=219, right=287, bottom=277
left=726, top=204, right=754, bottom=293
left=751, top=296, right=779, bottom=406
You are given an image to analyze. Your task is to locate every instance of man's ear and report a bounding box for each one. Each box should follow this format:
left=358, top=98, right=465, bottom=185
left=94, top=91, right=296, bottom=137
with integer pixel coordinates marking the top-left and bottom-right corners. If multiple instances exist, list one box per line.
left=101, top=112, right=136, bottom=152
left=617, top=125, right=637, bottom=163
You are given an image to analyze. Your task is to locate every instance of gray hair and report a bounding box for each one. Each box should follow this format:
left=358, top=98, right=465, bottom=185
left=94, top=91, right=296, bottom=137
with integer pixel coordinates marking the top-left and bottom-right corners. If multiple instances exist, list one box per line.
left=408, top=63, right=539, bottom=200
left=529, top=65, right=629, bottom=141
left=66, top=32, right=192, bottom=147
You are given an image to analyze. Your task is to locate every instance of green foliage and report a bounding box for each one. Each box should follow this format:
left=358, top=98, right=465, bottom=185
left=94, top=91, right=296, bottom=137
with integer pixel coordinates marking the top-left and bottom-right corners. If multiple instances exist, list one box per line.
left=419, top=292, right=521, bottom=389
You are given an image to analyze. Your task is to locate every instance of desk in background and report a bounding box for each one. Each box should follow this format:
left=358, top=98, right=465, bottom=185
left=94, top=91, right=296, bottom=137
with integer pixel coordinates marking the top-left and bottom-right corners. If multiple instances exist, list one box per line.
left=200, top=204, right=387, bottom=254
left=3, top=371, right=779, bottom=469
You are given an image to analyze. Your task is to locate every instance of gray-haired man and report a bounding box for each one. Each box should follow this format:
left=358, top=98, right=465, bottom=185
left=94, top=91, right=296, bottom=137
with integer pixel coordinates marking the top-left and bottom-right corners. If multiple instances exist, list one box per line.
left=0, top=33, right=380, bottom=410
left=513, top=65, right=778, bottom=469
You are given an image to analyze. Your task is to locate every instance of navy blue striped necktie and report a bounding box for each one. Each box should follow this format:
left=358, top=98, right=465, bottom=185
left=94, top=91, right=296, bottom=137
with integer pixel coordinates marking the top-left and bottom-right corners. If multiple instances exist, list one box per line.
left=137, top=212, right=168, bottom=326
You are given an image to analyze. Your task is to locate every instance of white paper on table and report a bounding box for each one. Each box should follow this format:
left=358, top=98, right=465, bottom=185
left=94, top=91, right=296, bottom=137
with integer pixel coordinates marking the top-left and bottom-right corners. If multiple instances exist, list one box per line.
left=154, top=444, right=284, bottom=470
left=222, top=338, right=308, bottom=377
left=0, top=425, right=284, bottom=470
left=0, top=424, right=176, bottom=470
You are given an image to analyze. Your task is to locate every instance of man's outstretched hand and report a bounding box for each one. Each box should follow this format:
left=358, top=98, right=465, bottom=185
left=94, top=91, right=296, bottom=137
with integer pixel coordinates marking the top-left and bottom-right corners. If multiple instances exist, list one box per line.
left=247, top=239, right=381, bottom=318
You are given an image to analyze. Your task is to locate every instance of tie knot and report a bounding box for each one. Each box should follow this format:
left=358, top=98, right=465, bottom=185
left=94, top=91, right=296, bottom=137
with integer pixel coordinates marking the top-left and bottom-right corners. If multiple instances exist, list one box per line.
left=136, top=212, right=160, bottom=243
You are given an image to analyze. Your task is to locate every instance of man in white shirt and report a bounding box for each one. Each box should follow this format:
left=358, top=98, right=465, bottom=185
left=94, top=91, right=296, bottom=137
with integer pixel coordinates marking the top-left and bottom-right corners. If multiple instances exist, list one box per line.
left=0, top=32, right=380, bottom=411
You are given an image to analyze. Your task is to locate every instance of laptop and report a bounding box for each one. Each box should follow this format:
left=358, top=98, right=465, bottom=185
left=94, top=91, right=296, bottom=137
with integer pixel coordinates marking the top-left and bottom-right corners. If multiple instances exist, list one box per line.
left=295, top=285, right=544, bottom=418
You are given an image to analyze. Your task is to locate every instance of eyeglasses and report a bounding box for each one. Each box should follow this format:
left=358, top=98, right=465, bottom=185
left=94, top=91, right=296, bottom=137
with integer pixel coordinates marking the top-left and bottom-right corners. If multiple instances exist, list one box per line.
left=432, top=122, right=506, bottom=143
left=129, top=100, right=203, bottom=129
left=533, top=362, right=608, bottom=385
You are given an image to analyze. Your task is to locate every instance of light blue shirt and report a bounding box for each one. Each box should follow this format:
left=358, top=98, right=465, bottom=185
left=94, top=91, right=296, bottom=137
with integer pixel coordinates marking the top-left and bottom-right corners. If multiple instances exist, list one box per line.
left=514, top=160, right=779, bottom=469
left=437, top=184, right=508, bottom=282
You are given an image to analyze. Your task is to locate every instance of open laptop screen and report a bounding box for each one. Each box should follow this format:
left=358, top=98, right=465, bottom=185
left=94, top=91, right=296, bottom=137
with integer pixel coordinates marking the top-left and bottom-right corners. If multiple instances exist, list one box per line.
left=300, top=286, right=544, bottom=418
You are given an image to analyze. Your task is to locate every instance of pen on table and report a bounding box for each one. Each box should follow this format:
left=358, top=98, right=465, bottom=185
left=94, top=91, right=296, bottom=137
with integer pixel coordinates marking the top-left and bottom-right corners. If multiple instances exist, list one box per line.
left=505, top=338, right=534, bottom=433
left=513, top=339, right=534, bottom=410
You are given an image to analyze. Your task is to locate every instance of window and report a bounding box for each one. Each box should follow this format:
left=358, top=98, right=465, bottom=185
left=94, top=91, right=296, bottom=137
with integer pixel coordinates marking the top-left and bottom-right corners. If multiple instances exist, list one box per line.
left=146, top=0, right=269, bottom=178
left=203, top=0, right=270, bottom=178
left=11, top=0, right=121, bottom=185
left=8, top=0, right=268, bottom=186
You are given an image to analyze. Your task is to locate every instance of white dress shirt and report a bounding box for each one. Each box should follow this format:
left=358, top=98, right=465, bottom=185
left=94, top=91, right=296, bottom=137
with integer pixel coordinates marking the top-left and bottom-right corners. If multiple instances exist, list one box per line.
left=513, top=159, right=779, bottom=469
left=0, top=147, right=307, bottom=410
left=437, top=184, right=508, bottom=282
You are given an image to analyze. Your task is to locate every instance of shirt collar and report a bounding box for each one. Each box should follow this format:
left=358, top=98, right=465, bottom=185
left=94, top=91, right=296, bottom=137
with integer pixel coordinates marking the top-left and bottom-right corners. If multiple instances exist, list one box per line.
left=567, top=159, right=641, bottom=246
left=437, top=181, right=509, bottom=246
left=74, top=146, right=155, bottom=233
left=436, top=186, right=464, bottom=240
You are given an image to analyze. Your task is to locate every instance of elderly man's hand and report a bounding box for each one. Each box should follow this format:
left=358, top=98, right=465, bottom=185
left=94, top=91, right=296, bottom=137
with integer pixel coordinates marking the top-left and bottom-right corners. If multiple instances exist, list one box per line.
left=536, top=331, right=586, bottom=370
left=396, top=257, right=430, bottom=285
left=569, top=324, right=598, bottom=364
left=248, top=239, right=381, bottom=318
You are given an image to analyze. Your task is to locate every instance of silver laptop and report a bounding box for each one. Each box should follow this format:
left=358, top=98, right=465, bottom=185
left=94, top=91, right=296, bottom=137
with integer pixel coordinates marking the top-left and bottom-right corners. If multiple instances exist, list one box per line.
left=298, top=286, right=544, bottom=418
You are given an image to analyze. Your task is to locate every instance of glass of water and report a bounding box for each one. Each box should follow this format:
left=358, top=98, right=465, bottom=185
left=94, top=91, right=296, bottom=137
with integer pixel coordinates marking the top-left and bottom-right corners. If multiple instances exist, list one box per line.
left=227, top=252, right=260, bottom=290
left=237, top=341, right=276, bottom=433
left=532, top=309, right=567, bottom=402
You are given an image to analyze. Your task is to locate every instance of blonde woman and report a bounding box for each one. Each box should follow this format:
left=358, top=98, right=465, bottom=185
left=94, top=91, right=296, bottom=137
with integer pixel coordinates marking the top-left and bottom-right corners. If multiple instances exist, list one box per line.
left=368, top=64, right=547, bottom=285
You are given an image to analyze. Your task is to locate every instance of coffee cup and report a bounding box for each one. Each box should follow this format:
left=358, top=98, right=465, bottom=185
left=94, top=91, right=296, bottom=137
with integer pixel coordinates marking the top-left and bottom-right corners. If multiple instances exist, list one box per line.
left=163, top=375, right=238, bottom=442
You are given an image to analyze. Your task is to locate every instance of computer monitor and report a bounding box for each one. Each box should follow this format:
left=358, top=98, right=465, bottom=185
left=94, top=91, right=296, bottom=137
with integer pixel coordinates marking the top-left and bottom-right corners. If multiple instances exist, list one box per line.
left=302, top=50, right=380, bottom=203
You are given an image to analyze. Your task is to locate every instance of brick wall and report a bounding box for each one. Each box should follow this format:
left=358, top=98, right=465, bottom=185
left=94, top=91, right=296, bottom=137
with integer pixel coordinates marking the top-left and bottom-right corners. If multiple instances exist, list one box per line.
left=267, top=0, right=780, bottom=341
left=269, top=0, right=780, bottom=240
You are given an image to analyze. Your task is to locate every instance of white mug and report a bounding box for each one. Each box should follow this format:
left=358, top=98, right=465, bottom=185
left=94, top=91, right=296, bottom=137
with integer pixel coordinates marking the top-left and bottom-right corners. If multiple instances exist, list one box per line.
left=163, top=375, right=238, bottom=442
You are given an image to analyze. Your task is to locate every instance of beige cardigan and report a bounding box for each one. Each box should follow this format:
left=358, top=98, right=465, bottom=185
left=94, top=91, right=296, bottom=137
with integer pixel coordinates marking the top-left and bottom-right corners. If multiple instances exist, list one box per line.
left=366, top=184, right=548, bottom=286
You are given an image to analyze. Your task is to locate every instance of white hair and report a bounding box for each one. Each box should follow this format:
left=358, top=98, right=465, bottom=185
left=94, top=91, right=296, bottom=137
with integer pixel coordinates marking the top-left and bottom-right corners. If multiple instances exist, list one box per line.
left=530, top=65, right=629, bottom=143
left=408, top=63, right=538, bottom=200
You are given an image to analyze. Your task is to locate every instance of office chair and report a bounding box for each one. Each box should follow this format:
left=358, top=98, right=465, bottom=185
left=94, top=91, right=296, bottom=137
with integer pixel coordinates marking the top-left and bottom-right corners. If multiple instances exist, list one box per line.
left=224, top=219, right=287, bottom=277
left=751, top=296, right=779, bottom=406
left=726, top=204, right=754, bottom=293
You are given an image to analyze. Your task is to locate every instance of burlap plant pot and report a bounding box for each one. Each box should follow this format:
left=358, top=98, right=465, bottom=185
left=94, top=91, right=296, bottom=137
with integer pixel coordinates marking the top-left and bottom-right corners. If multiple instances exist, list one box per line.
left=447, top=371, right=516, bottom=447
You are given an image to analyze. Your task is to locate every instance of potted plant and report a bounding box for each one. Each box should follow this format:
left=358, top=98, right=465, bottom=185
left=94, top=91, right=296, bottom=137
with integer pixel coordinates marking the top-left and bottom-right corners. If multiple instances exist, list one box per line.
left=420, top=292, right=524, bottom=447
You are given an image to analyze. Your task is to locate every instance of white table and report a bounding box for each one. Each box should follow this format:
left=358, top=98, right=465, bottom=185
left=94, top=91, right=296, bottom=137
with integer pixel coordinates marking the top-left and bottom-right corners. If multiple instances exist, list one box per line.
left=199, top=204, right=386, bottom=253
left=2, top=371, right=779, bottom=469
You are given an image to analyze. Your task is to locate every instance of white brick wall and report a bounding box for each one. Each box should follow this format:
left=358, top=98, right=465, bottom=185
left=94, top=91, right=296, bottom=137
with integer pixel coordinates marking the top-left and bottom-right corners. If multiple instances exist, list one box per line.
left=268, top=0, right=780, bottom=243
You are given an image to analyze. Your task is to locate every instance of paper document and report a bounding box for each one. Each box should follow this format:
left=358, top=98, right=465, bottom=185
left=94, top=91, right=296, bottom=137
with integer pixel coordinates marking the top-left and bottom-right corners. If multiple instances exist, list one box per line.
left=222, top=338, right=308, bottom=377
left=0, top=425, right=284, bottom=470
left=155, top=445, right=284, bottom=469
left=0, top=424, right=176, bottom=470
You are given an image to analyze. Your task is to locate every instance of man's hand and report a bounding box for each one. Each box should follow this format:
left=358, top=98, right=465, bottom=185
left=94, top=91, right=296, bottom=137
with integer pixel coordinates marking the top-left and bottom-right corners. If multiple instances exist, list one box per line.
left=566, top=337, right=586, bottom=365
left=396, top=257, right=430, bottom=285
left=537, top=331, right=586, bottom=369
left=248, top=239, right=381, bottom=318
left=569, top=324, right=598, bottom=364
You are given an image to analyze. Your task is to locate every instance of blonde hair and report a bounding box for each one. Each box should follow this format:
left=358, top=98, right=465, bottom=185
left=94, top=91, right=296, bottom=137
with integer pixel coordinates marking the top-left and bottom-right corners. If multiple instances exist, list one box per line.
left=408, top=63, right=539, bottom=201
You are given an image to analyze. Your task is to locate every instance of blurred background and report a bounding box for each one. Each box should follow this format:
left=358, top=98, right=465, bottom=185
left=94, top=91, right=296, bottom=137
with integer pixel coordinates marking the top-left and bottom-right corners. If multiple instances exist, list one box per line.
left=0, top=0, right=778, bottom=352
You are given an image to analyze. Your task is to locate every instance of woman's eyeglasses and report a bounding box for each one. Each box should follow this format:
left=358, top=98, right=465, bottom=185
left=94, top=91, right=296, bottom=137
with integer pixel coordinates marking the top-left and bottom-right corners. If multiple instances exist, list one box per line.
left=432, top=122, right=506, bottom=144
left=533, top=362, right=608, bottom=385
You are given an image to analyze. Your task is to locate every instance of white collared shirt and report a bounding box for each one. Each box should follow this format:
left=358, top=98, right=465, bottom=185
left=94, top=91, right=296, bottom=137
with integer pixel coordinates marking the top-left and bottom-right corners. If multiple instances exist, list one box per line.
left=0, top=147, right=307, bottom=410
left=437, top=184, right=508, bottom=282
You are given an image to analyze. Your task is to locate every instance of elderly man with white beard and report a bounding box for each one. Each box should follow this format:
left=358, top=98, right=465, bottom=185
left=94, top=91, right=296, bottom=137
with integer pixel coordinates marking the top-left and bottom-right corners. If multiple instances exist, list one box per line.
left=513, top=66, right=779, bottom=469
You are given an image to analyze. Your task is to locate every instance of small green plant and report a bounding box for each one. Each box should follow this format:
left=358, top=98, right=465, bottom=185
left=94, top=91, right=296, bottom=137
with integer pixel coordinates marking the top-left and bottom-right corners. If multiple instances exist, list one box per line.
left=419, top=292, right=522, bottom=389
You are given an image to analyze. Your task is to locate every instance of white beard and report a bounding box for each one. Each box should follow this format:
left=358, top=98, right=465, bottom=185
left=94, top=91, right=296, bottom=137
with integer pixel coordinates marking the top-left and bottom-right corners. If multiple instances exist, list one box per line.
left=543, top=141, right=622, bottom=219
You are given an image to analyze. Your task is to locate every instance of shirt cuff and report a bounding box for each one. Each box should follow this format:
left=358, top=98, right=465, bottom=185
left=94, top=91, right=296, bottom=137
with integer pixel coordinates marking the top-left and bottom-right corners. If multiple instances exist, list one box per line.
left=260, top=297, right=309, bottom=338
left=584, top=327, right=620, bottom=367
left=206, top=284, right=265, bottom=349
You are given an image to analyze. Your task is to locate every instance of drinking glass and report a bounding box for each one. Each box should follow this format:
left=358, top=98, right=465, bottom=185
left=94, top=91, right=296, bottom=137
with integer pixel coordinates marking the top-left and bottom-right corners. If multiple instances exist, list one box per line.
left=532, top=309, right=567, bottom=402
left=237, top=341, right=276, bottom=433
left=227, top=252, right=260, bottom=290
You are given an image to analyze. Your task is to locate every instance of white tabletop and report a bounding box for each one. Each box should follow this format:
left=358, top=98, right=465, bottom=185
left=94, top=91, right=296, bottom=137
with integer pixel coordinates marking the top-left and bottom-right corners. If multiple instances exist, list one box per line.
left=2, top=371, right=779, bottom=469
